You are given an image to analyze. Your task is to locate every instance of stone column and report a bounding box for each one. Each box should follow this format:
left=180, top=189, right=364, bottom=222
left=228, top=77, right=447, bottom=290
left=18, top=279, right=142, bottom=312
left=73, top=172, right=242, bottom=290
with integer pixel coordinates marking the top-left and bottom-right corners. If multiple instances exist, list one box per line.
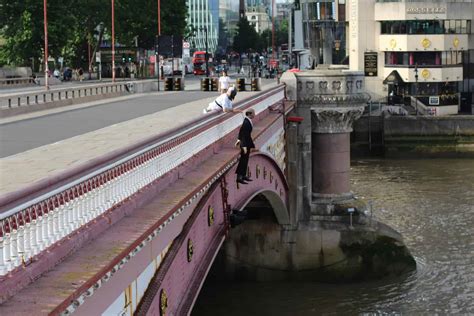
left=311, top=108, right=364, bottom=199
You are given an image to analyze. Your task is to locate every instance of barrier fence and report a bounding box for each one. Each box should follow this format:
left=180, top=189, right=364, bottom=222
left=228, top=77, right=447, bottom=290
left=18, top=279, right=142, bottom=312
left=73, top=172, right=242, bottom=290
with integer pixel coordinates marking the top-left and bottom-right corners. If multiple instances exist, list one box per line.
left=0, top=82, right=129, bottom=109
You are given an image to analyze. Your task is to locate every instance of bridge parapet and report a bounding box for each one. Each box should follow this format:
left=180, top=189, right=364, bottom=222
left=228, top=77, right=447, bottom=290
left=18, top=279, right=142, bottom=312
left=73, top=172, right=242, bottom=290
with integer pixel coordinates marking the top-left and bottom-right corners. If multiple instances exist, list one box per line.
left=0, top=85, right=286, bottom=303
left=0, top=81, right=134, bottom=118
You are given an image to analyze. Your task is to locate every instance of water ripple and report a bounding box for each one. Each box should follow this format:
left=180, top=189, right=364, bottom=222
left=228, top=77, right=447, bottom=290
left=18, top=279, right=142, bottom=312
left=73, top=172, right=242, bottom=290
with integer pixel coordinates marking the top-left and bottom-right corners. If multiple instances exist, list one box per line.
left=193, top=159, right=474, bottom=315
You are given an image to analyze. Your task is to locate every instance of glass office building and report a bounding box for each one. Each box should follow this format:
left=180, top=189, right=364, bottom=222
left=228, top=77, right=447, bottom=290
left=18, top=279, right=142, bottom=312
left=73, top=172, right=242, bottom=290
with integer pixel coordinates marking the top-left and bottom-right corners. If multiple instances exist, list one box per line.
left=187, top=0, right=219, bottom=53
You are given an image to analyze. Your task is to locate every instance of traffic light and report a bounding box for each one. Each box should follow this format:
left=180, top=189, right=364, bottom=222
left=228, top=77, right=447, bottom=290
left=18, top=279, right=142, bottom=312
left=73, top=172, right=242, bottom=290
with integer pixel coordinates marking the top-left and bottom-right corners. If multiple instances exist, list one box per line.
left=165, top=77, right=174, bottom=91
left=251, top=78, right=260, bottom=91
left=201, top=78, right=210, bottom=91
left=128, top=54, right=132, bottom=62
left=237, top=78, right=246, bottom=92
left=211, top=78, right=218, bottom=91
left=121, top=53, right=126, bottom=63
left=174, top=78, right=182, bottom=91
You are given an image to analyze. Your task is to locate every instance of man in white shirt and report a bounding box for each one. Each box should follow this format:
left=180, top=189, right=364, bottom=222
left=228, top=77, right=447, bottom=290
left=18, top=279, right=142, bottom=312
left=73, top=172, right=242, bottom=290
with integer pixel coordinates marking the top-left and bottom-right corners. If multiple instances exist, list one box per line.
left=203, top=86, right=240, bottom=114
left=218, top=71, right=231, bottom=94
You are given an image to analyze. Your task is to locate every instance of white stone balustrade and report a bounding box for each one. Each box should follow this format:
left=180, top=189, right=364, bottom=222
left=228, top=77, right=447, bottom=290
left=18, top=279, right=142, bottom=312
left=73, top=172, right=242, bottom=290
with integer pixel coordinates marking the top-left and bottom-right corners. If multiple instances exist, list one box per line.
left=0, top=87, right=285, bottom=276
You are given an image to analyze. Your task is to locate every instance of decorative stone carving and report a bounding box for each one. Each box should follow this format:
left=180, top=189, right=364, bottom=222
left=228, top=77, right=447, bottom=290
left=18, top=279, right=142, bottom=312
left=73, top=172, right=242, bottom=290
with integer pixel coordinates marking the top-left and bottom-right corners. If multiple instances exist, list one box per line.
left=299, top=93, right=370, bottom=107
left=311, top=107, right=364, bottom=133
left=305, top=81, right=315, bottom=91
left=346, top=80, right=353, bottom=92
left=319, top=81, right=328, bottom=92
left=332, top=81, right=341, bottom=91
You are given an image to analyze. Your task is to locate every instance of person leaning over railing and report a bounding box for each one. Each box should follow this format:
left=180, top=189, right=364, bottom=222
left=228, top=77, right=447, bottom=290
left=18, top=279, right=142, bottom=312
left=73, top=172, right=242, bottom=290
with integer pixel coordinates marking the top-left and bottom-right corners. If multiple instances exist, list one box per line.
left=203, top=86, right=242, bottom=114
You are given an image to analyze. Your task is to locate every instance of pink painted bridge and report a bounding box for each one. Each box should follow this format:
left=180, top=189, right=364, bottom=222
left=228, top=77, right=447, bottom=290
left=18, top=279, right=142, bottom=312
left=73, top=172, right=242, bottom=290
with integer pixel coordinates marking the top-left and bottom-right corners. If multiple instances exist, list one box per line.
left=0, top=85, right=295, bottom=315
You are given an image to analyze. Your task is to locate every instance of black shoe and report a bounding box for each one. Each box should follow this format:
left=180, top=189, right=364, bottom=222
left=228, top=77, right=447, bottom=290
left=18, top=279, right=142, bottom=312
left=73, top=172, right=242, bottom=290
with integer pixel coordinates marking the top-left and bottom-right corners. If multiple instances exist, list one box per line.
left=237, top=179, right=248, bottom=184
left=243, top=177, right=253, bottom=182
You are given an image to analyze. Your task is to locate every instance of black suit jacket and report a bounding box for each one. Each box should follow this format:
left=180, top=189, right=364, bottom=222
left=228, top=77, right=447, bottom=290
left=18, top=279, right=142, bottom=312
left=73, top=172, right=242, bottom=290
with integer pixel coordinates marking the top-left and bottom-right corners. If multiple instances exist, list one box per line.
left=238, top=117, right=255, bottom=149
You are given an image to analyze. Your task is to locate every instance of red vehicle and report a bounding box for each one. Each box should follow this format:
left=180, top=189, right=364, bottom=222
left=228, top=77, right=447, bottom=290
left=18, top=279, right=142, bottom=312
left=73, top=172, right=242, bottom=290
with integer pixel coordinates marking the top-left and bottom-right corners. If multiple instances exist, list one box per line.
left=192, top=51, right=210, bottom=75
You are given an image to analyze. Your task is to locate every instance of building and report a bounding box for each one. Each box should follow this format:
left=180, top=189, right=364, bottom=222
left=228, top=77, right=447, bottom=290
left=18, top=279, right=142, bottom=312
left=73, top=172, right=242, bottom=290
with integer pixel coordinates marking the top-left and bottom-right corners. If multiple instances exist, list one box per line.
left=246, top=5, right=272, bottom=33
left=186, top=0, right=219, bottom=53
left=350, top=0, right=474, bottom=114
left=299, top=0, right=347, bottom=67
left=298, top=0, right=473, bottom=114
left=276, top=2, right=292, bottom=21
left=219, top=0, right=240, bottom=47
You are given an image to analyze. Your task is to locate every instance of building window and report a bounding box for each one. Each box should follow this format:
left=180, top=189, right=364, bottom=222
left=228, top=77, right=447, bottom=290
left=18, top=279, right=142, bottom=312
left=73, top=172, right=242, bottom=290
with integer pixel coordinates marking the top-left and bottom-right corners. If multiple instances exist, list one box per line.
left=385, top=51, right=462, bottom=67
left=381, top=20, right=471, bottom=35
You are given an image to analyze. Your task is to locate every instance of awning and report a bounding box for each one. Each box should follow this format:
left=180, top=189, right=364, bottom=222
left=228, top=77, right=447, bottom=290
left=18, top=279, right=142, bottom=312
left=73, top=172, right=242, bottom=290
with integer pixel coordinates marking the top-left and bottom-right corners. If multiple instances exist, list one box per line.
left=383, top=70, right=404, bottom=85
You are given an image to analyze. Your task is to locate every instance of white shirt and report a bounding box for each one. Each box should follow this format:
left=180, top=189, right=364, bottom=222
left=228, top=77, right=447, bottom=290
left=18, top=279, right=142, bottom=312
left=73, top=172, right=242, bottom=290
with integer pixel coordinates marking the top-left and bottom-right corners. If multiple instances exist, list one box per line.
left=206, top=93, right=233, bottom=112
left=218, top=76, right=231, bottom=90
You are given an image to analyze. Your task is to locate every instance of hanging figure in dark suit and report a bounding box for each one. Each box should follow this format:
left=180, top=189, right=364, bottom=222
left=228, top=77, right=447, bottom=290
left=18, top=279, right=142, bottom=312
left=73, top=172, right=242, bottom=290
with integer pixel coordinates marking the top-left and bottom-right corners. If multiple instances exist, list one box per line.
left=236, top=109, right=256, bottom=184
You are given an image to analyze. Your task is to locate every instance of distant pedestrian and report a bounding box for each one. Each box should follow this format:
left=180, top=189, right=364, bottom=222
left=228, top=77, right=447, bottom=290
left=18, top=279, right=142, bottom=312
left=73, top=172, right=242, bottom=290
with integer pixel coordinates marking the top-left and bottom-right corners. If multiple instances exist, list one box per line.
left=235, top=108, right=256, bottom=184
left=218, top=71, right=231, bottom=94
left=78, top=68, right=84, bottom=81
left=203, top=86, right=239, bottom=114
left=53, top=69, right=60, bottom=79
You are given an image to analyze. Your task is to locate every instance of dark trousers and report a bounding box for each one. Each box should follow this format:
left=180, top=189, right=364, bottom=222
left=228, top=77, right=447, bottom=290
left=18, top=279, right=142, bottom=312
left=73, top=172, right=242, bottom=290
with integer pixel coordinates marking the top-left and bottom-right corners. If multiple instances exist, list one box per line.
left=236, top=148, right=250, bottom=177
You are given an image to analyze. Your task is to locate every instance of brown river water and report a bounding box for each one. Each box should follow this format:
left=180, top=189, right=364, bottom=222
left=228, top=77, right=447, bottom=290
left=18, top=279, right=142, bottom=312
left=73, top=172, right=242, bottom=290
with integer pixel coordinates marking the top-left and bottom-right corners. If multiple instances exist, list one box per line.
left=193, top=158, right=474, bottom=315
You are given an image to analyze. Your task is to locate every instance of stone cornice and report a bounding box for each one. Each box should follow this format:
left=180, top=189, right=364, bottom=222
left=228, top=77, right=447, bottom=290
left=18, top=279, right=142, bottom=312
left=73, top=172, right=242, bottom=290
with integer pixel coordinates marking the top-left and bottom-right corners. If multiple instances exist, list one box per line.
left=311, top=107, right=365, bottom=133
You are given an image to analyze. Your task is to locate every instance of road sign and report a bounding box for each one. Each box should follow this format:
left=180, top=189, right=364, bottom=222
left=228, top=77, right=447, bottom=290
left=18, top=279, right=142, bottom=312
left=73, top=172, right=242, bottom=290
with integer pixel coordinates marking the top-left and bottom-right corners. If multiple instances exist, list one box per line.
left=429, top=96, right=440, bottom=105
left=96, top=51, right=101, bottom=63
left=183, top=41, right=190, bottom=49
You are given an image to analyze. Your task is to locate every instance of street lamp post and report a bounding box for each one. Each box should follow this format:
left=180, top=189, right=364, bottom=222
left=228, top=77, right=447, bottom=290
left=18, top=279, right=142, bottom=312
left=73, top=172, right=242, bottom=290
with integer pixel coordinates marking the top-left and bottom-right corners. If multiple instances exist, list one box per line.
left=158, top=0, right=161, bottom=35
left=43, top=0, right=49, bottom=90
left=156, top=0, right=161, bottom=91
left=414, top=63, right=419, bottom=116
left=111, top=0, right=115, bottom=82
left=200, top=27, right=209, bottom=77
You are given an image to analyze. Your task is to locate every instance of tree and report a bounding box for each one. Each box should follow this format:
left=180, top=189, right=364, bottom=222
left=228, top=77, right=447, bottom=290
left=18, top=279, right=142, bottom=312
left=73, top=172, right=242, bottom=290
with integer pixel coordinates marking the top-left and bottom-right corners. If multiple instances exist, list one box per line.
left=0, top=0, right=188, bottom=68
left=233, top=17, right=260, bottom=54
left=276, top=18, right=288, bottom=47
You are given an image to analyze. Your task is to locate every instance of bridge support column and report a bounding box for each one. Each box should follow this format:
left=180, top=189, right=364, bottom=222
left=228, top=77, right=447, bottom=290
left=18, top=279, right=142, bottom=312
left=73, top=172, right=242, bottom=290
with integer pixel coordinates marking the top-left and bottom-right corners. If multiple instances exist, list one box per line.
left=310, top=106, right=365, bottom=216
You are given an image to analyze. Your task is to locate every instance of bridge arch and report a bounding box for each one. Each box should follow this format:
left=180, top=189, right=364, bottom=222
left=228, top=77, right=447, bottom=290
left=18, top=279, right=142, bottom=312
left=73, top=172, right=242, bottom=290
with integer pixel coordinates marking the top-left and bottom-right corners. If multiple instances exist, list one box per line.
left=235, top=189, right=290, bottom=225
left=136, top=152, right=289, bottom=316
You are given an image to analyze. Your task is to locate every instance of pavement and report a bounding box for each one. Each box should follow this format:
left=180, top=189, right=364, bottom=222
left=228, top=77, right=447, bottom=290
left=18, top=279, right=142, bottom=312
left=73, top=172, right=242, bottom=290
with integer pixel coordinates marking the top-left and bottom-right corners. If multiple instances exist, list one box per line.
left=0, top=80, right=278, bottom=198
left=0, top=90, right=211, bottom=157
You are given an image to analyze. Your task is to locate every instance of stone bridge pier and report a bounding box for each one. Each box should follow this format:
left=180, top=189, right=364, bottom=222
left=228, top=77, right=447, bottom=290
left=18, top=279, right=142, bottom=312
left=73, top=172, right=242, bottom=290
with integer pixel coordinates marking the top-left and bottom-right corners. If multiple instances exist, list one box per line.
left=283, top=65, right=370, bottom=220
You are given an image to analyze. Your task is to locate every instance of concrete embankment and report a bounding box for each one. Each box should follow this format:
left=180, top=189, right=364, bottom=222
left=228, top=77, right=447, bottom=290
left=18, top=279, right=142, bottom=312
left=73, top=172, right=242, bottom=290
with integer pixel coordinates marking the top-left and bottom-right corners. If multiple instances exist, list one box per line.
left=352, top=115, right=474, bottom=157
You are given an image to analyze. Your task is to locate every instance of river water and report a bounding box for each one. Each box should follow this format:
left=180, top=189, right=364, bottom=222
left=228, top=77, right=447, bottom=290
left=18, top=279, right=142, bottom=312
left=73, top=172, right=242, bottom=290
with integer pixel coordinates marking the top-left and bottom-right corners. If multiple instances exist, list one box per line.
left=193, top=158, right=474, bottom=315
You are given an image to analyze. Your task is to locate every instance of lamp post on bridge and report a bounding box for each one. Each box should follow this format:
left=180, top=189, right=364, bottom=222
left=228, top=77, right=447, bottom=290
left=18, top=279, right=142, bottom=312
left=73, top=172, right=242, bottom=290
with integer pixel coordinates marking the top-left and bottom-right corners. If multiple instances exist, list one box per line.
left=111, top=0, right=115, bottom=82
left=43, top=0, right=49, bottom=90
left=156, top=0, right=161, bottom=91
left=200, top=26, right=210, bottom=78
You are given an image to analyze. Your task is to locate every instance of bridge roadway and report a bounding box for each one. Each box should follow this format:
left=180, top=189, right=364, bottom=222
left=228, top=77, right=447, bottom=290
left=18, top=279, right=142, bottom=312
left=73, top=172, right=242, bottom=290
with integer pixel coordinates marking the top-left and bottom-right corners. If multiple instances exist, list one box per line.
left=0, top=82, right=287, bottom=314
left=0, top=81, right=276, bottom=196
left=0, top=90, right=212, bottom=157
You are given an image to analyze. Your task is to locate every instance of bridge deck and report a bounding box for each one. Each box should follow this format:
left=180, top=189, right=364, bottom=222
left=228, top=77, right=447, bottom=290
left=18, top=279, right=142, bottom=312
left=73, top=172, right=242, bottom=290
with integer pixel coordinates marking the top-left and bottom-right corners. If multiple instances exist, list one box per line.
left=0, top=86, right=274, bottom=197
left=0, top=147, right=238, bottom=315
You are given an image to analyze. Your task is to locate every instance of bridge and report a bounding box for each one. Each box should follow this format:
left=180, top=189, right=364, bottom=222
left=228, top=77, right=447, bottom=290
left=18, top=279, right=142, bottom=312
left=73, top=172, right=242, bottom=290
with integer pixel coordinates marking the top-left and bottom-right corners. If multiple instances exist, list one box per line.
left=0, top=82, right=293, bottom=315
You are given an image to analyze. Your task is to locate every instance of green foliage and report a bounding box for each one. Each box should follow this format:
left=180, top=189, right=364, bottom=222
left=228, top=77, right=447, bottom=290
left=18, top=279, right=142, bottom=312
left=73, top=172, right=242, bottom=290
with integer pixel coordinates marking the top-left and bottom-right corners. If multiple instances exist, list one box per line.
left=233, top=17, right=289, bottom=54
left=0, top=0, right=187, bottom=68
left=233, top=18, right=261, bottom=54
